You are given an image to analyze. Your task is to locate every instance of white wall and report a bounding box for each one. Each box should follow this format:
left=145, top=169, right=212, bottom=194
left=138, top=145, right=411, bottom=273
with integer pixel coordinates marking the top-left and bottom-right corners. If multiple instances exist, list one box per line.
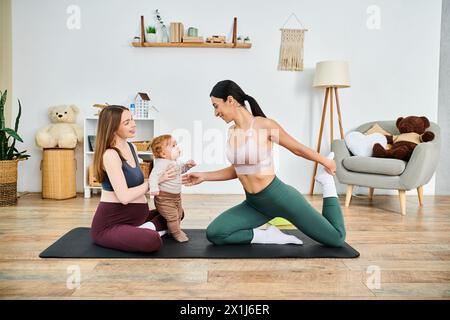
left=11, top=0, right=442, bottom=195
left=437, top=0, right=450, bottom=195
left=1, top=0, right=12, bottom=128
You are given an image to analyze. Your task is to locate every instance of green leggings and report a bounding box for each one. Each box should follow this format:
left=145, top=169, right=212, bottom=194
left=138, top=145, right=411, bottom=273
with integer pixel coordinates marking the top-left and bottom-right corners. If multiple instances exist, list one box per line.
left=206, top=176, right=346, bottom=247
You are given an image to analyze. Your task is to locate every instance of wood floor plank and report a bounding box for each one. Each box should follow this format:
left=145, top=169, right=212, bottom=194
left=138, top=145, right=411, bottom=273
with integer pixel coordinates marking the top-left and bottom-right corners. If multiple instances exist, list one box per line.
left=0, top=193, right=449, bottom=299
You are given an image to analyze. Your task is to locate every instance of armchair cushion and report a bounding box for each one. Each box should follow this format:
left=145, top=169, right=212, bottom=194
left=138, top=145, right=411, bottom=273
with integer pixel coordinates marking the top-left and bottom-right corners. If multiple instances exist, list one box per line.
left=364, top=123, right=392, bottom=136
left=344, top=131, right=387, bottom=157
left=343, top=156, right=407, bottom=176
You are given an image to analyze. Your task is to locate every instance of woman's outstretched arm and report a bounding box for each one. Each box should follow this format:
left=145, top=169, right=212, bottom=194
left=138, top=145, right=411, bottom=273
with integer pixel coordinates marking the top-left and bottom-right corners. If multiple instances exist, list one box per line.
left=182, top=165, right=237, bottom=186
left=204, top=165, right=238, bottom=181
left=264, top=118, right=336, bottom=175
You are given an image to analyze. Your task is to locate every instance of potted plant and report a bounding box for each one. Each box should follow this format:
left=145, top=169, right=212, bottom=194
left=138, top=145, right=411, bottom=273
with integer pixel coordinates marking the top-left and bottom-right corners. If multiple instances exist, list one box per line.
left=0, top=90, right=29, bottom=206
left=146, top=26, right=157, bottom=42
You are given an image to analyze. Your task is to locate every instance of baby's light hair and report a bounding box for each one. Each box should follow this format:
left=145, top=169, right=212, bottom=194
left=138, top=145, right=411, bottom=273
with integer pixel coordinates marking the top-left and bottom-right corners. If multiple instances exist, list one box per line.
left=151, top=134, right=172, bottom=158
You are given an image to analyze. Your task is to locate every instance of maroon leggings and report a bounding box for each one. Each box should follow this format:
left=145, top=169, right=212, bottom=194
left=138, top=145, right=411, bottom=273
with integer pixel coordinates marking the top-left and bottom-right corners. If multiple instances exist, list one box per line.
left=91, top=202, right=168, bottom=253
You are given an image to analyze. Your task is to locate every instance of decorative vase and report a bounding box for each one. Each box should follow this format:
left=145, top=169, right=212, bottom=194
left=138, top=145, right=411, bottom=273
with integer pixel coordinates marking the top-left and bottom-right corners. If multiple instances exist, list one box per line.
left=161, top=27, right=170, bottom=43
left=156, top=29, right=163, bottom=42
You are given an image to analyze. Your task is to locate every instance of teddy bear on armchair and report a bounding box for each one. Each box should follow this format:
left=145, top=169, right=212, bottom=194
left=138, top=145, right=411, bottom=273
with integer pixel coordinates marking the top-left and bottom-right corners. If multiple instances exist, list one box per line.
left=35, top=105, right=83, bottom=149
left=372, top=116, right=434, bottom=162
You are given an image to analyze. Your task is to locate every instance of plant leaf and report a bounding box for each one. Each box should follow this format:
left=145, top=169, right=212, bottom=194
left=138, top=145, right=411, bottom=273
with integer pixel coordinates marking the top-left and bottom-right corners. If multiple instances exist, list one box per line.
left=14, top=148, right=27, bottom=154
left=0, top=128, right=23, bottom=142
left=0, top=90, right=6, bottom=130
left=0, top=131, right=6, bottom=159
left=14, top=99, right=22, bottom=132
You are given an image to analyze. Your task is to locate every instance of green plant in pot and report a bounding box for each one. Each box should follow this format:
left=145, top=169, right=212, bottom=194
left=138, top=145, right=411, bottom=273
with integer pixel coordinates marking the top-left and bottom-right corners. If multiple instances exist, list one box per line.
left=146, top=25, right=157, bottom=43
left=0, top=90, right=29, bottom=206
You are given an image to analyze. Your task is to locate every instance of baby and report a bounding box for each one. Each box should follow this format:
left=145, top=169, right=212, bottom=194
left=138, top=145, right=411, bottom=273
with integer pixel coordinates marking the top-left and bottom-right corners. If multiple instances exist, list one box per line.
left=149, top=134, right=196, bottom=242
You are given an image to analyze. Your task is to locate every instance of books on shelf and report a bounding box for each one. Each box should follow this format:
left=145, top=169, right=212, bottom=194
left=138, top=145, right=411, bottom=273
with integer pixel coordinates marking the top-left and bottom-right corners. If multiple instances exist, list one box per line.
left=170, top=22, right=184, bottom=43
left=182, top=36, right=204, bottom=43
left=87, top=135, right=96, bottom=152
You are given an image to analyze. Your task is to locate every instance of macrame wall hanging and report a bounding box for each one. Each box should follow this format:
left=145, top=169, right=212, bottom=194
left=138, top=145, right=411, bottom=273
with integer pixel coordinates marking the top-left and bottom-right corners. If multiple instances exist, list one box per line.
left=278, top=13, right=308, bottom=71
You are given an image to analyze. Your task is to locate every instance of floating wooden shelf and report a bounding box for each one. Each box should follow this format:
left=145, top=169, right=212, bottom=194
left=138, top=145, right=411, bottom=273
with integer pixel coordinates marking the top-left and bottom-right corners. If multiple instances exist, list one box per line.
left=132, top=42, right=252, bottom=49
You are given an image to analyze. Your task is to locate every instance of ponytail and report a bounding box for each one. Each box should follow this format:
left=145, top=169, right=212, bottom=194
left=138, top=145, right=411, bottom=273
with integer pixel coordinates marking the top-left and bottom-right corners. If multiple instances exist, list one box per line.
left=210, top=80, right=267, bottom=118
left=244, top=94, right=266, bottom=118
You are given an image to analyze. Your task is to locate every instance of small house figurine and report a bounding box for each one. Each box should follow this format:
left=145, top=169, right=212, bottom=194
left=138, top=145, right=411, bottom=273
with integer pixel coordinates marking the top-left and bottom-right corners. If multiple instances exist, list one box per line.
left=134, top=92, right=151, bottom=118
left=133, top=92, right=159, bottom=118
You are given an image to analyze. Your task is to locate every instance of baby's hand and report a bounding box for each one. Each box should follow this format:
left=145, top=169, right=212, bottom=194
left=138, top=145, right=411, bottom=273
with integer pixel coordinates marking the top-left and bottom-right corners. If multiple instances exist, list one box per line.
left=150, top=191, right=160, bottom=196
left=186, top=160, right=197, bottom=168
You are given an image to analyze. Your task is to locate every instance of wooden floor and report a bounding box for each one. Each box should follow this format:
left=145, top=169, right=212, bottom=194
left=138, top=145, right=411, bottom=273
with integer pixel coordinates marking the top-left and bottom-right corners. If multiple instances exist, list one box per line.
left=0, top=192, right=449, bottom=299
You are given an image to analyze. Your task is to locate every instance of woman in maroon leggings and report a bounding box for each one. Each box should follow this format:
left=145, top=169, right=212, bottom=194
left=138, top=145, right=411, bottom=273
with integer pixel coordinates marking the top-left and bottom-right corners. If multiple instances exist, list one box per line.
left=91, top=105, right=176, bottom=253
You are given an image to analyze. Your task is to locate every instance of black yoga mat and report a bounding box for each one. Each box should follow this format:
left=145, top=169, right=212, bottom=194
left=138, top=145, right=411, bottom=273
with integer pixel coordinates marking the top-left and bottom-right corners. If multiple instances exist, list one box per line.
left=39, top=228, right=359, bottom=259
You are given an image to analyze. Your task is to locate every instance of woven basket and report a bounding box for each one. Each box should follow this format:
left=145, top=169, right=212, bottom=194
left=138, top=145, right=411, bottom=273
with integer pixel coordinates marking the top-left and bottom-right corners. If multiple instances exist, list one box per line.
left=132, top=140, right=151, bottom=152
left=88, top=164, right=101, bottom=187
left=0, top=159, right=19, bottom=206
left=41, top=148, right=76, bottom=200
left=140, top=161, right=152, bottom=179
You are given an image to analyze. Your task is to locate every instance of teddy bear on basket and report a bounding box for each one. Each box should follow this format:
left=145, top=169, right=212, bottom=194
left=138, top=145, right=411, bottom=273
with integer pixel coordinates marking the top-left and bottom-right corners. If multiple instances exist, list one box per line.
left=35, top=105, right=83, bottom=149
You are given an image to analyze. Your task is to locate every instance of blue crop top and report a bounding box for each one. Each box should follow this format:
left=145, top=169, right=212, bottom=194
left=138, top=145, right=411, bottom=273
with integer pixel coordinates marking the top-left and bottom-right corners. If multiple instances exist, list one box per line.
left=101, top=142, right=144, bottom=191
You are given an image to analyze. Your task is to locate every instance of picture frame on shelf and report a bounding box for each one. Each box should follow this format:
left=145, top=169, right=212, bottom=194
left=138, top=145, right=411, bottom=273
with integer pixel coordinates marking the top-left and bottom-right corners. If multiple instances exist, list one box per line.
left=88, top=135, right=96, bottom=152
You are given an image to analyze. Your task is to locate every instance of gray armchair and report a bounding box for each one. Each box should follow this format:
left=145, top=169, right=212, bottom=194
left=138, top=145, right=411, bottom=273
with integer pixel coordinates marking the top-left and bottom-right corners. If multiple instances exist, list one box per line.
left=332, top=121, right=441, bottom=215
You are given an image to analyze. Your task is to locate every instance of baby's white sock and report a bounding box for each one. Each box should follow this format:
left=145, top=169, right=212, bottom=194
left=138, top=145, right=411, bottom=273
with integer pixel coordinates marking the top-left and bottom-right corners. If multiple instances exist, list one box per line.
left=315, top=152, right=337, bottom=198
left=158, top=230, right=168, bottom=237
left=138, top=221, right=156, bottom=230
left=138, top=222, right=167, bottom=236
left=251, top=225, right=303, bottom=245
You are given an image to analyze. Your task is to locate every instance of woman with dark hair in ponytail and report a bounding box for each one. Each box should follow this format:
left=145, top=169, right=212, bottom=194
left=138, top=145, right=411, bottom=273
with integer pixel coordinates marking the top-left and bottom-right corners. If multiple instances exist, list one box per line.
left=182, top=80, right=346, bottom=247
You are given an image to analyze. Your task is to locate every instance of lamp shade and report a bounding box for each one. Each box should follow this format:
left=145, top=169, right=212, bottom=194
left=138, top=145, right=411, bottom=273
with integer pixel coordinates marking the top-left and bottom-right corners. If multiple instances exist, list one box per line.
left=313, top=61, right=350, bottom=88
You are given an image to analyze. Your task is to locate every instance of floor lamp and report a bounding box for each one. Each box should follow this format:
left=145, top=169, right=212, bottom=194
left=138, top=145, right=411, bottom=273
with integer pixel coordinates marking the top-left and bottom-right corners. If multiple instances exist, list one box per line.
left=309, top=61, right=350, bottom=195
